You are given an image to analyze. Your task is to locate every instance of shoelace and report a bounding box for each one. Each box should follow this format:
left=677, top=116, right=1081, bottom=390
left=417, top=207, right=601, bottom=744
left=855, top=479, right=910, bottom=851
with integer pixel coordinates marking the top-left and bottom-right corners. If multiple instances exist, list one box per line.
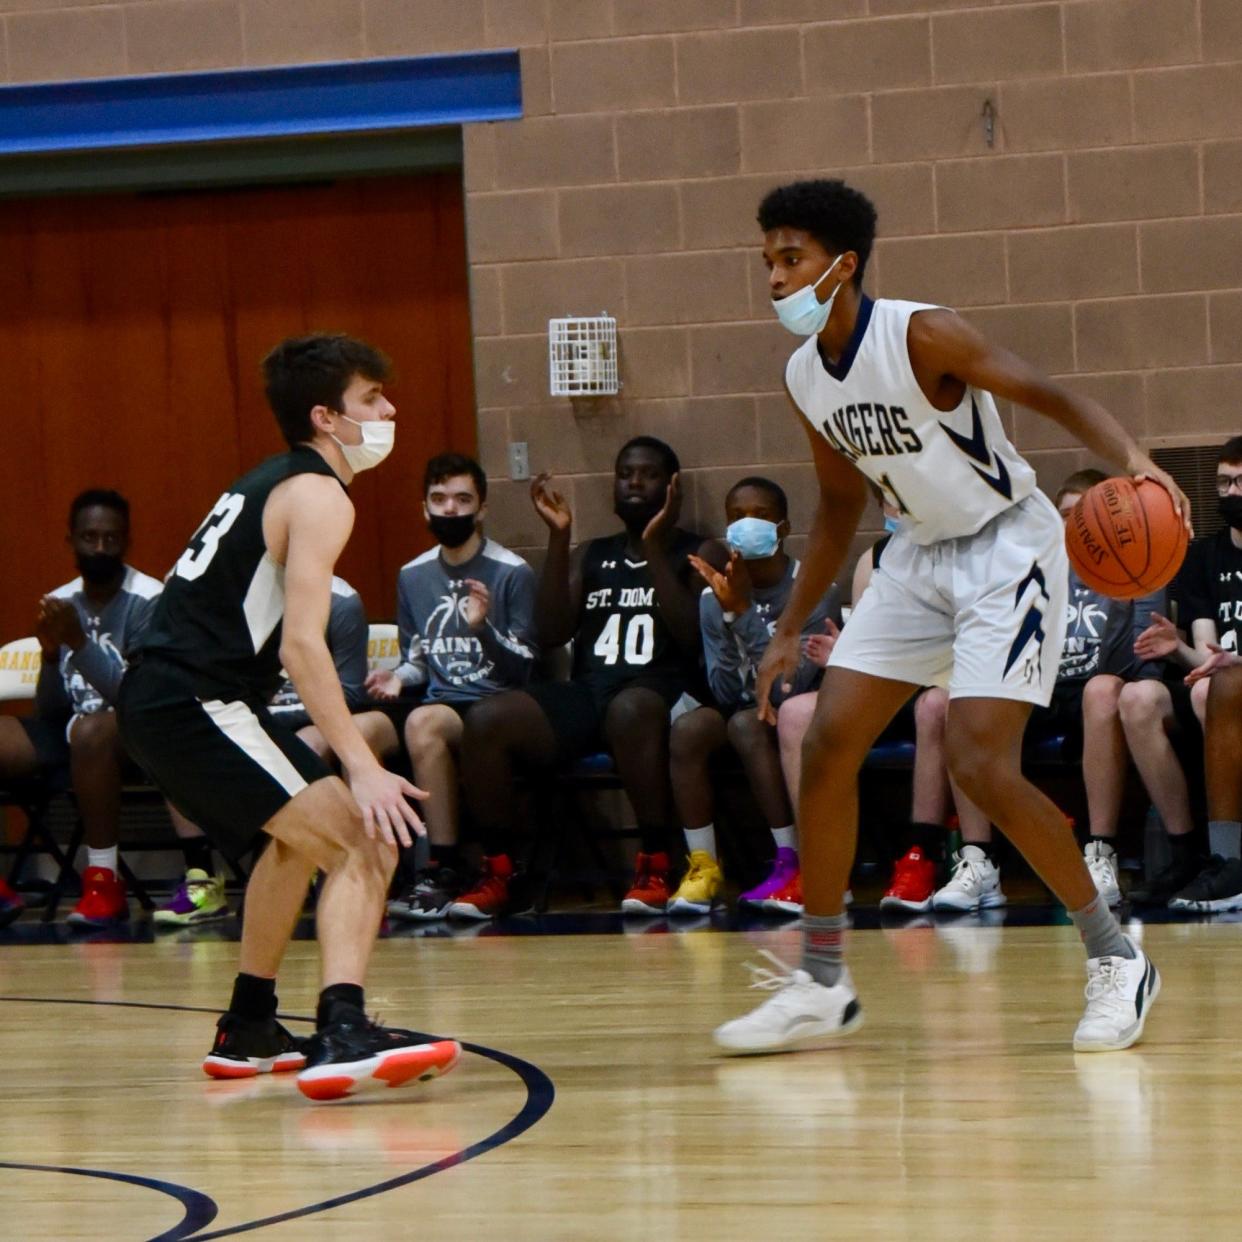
left=1083, top=959, right=1128, bottom=1010
left=743, top=949, right=801, bottom=992
left=951, top=854, right=989, bottom=890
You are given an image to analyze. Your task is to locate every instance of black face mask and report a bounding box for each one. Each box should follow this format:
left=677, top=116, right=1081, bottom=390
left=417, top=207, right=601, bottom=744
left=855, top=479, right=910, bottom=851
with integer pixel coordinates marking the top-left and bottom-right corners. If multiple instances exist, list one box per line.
left=76, top=551, right=124, bottom=586
left=1220, top=494, right=1242, bottom=532
left=428, top=513, right=477, bottom=549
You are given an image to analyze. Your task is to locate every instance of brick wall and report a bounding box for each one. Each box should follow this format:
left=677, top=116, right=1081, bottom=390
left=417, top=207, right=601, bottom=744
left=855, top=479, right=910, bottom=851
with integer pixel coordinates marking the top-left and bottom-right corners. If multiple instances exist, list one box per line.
left=4, top=0, right=1241, bottom=577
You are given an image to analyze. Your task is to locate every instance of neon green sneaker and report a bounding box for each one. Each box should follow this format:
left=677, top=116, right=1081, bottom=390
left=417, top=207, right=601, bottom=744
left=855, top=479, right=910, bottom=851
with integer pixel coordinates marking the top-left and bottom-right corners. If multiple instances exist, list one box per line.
left=668, top=850, right=723, bottom=915
left=153, top=869, right=229, bottom=927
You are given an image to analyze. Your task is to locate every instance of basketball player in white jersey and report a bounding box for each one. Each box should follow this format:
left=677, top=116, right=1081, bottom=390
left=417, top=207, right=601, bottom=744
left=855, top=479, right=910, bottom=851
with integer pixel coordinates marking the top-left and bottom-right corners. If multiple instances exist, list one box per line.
left=714, top=180, right=1189, bottom=1056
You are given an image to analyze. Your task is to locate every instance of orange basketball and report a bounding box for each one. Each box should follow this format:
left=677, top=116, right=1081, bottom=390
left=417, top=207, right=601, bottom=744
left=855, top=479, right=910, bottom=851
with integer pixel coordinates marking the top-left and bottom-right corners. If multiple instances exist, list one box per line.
left=1065, top=477, right=1188, bottom=599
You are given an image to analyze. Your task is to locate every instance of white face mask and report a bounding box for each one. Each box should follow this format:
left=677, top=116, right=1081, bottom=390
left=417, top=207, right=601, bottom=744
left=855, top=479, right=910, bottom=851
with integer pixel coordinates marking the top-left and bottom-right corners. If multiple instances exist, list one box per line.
left=332, top=416, right=394, bottom=473
left=771, top=253, right=845, bottom=337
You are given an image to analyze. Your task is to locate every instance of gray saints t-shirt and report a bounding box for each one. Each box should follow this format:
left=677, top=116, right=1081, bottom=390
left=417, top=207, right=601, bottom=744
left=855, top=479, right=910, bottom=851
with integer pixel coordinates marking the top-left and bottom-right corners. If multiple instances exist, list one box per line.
left=392, top=539, right=537, bottom=703
left=267, top=576, right=369, bottom=730
left=699, top=558, right=842, bottom=710
left=36, top=566, right=162, bottom=723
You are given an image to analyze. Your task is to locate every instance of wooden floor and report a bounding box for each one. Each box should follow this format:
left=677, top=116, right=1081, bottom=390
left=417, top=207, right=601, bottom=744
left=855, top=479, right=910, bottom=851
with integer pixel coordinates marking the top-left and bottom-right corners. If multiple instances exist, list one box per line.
left=1, top=916, right=1239, bottom=1241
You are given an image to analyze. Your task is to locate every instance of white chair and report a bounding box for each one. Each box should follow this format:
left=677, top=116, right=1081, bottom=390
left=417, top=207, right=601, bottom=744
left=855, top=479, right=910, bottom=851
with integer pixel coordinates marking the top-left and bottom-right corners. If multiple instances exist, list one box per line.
left=367, top=623, right=401, bottom=674
left=0, top=637, right=42, bottom=703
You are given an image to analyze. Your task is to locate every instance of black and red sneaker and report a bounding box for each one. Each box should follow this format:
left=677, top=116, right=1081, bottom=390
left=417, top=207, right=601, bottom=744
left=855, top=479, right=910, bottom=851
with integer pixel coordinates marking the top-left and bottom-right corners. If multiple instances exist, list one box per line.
left=0, top=877, right=25, bottom=929
left=202, top=1012, right=307, bottom=1080
left=296, top=1008, right=460, bottom=1102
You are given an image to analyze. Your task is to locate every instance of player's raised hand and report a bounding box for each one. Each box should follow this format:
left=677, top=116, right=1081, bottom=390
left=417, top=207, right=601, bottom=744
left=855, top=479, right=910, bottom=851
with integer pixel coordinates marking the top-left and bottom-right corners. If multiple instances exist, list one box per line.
left=1131, top=457, right=1193, bottom=535
left=531, top=473, right=572, bottom=532
left=688, top=549, right=752, bottom=615
left=463, top=578, right=491, bottom=629
left=349, top=766, right=428, bottom=848
left=1133, top=611, right=1181, bottom=661
left=365, top=668, right=403, bottom=702
left=1185, top=643, right=1242, bottom=684
left=755, top=630, right=801, bottom=725
left=642, top=472, right=682, bottom=549
left=803, top=617, right=840, bottom=668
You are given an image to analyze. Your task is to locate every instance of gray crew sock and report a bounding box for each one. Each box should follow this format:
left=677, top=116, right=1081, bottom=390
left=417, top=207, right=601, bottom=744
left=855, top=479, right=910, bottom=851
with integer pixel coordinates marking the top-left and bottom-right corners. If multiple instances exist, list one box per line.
left=801, top=913, right=848, bottom=986
left=1208, top=821, right=1242, bottom=861
left=1069, top=896, right=1134, bottom=961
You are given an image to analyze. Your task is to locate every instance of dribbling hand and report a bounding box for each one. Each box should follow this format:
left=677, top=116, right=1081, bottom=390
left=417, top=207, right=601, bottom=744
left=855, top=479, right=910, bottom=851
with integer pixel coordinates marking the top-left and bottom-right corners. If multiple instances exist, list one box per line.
left=350, top=766, right=428, bottom=848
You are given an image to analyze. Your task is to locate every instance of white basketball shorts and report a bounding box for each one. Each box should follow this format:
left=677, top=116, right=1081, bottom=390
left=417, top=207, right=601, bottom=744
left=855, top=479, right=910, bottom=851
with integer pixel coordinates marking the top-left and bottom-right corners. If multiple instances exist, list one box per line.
left=829, top=491, right=1069, bottom=706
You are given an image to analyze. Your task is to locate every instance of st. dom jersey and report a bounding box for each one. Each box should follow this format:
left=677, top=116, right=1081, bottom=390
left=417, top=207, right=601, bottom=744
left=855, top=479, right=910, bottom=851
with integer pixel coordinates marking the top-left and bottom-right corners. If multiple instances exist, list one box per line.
left=785, top=296, right=1037, bottom=545
left=573, top=529, right=701, bottom=704
left=139, top=447, right=344, bottom=701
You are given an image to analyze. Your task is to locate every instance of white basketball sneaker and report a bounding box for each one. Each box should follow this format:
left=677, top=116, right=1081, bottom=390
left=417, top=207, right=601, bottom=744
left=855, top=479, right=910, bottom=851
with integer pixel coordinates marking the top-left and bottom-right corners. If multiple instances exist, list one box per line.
left=931, top=846, right=1006, bottom=912
left=1073, top=936, right=1160, bottom=1052
left=713, top=950, right=863, bottom=1056
left=1084, top=840, right=1122, bottom=907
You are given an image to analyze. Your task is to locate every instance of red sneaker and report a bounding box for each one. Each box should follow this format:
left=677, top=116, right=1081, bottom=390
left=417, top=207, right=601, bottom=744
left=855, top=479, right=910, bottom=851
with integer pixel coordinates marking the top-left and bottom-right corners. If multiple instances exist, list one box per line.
left=621, top=852, right=672, bottom=915
left=67, top=866, right=129, bottom=928
left=447, top=854, right=513, bottom=921
left=0, top=877, right=24, bottom=928
left=880, top=847, right=936, bottom=912
left=764, top=867, right=803, bottom=916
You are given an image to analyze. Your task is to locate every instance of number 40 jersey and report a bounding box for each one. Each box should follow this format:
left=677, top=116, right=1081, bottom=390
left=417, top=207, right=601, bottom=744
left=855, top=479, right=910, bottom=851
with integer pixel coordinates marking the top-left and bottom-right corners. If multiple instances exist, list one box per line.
left=138, top=447, right=345, bottom=703
left=573, top=528, right=703, bottom=706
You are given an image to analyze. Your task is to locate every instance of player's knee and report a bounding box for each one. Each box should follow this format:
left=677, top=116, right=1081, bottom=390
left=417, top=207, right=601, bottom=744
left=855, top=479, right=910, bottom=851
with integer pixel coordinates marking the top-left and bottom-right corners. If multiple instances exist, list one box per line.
left=726, top=708, right=768, bottom=753
left=1082, top=674, right=1121, bottom=721
left=776, top=693, right=815, bottom=746
left=1117, top=680, right=1167, bottom=730
left=913, top=687, right=948, bottom=736
left=605, top=687, right=667, bottom=741
left=404, top=713, right=448, bottom=760
left=69, top=710, right=119, bottom=757
left=669, top=713, right=706, bottom=766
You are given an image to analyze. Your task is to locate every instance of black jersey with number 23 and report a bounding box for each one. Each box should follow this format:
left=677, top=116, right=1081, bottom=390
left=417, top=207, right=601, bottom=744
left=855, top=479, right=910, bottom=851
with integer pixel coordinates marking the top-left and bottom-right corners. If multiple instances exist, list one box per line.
left=139, top=447, right=344, bottom=702
left=573, top=529, right=701, bottom=704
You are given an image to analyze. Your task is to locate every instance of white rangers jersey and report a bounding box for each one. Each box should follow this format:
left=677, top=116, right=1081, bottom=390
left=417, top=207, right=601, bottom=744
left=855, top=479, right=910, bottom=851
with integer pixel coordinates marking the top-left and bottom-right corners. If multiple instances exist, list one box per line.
left=785, top=297, right=1038, bottom=545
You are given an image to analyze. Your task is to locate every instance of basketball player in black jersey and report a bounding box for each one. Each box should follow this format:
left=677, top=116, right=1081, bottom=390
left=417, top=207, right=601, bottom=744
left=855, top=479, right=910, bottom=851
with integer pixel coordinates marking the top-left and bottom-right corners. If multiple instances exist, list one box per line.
left=456, top=437, right=710, bottom=916
left=117, top=334, right=460, bottom=1101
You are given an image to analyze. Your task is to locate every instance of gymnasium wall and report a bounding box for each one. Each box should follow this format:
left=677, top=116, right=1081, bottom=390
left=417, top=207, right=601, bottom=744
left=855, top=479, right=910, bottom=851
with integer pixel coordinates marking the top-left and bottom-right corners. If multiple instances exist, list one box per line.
left=2, top=0, right=1241, bottom=576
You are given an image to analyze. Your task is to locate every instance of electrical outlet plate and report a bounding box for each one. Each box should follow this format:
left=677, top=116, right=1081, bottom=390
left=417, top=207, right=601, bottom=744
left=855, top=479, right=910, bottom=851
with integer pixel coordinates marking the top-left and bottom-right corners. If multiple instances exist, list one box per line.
left=508, top=441, right=530, bottom=481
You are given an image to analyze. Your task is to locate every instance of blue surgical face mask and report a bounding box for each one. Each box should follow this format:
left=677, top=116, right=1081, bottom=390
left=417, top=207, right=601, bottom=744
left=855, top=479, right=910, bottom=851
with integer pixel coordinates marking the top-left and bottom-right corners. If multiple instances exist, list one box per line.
left=771, top=253, right=845, bottom=337
left=726, top=516, right=780, bottom=560
left=883, top=515, right=901, bottom=534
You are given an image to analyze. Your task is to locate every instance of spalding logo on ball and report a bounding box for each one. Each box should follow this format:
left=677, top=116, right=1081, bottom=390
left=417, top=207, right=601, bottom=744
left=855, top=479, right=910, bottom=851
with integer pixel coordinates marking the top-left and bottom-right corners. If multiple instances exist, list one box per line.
left=1065, top=477, right=1189, bottom=600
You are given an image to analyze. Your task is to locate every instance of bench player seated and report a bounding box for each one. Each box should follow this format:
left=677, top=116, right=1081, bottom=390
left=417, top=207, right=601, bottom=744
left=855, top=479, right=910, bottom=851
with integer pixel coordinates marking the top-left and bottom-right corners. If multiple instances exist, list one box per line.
left=0, top=489, right=174, bottom=929
left=366, top=453, right=537, bottom=922
left=1134, top=435, right=1242, bottom=910
left=668, top=475, right=840, bottom=915
left=454, top=437, right=709, bottom=918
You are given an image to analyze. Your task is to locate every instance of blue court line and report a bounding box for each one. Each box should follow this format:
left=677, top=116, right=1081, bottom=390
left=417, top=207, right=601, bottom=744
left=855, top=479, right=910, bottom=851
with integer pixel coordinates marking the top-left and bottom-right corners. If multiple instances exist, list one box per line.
left=0, top=996, right=555, bottom=1241
left=0, top=1161, right=218, bottom=1237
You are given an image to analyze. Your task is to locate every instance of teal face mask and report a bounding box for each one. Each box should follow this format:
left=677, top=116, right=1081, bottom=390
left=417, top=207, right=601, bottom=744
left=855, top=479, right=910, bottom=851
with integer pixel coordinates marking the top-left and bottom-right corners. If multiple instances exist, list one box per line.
left=726, top=516, right=780, bottom=560
left=883, top=515, right=901, bottom=534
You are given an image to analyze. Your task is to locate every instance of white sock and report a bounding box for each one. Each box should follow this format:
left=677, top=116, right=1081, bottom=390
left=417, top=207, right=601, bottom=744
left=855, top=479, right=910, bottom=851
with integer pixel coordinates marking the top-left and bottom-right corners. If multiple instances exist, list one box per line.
left=87, top=846, right=118, bottom=874
left=684, top=825, right=717, bottom=858
left=771, top=825, right=797, bottom=851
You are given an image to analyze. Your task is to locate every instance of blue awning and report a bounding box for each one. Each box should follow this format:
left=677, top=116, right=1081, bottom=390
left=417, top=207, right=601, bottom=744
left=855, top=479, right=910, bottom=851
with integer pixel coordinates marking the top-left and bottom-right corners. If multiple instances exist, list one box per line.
left=0, top=50, right=521, bottom=155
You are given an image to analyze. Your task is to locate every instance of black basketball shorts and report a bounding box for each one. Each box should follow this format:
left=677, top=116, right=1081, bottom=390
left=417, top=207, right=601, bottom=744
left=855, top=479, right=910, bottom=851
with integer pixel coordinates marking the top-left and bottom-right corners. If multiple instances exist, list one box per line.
left=117, top=660, right=332, bottom=857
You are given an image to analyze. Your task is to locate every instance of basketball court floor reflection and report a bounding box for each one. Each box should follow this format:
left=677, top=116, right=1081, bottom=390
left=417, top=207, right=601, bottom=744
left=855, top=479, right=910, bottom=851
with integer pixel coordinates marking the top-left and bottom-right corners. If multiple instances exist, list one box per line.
left=1, top=919, right=1238, bottom=1240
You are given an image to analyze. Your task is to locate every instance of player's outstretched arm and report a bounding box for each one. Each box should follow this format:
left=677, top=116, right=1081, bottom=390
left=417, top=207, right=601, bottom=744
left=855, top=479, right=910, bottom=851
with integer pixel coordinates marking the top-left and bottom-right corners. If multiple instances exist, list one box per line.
left=909, top=309, right=1191, bottom=530
left=755, top=409, right=867, bottom=723
left=277, top=476, right=426, bottom=846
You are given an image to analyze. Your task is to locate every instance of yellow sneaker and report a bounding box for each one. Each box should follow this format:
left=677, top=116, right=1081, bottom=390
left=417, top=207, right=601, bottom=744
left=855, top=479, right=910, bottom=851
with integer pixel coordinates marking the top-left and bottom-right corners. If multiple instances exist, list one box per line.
left=668, top=851, right=723, bottom=915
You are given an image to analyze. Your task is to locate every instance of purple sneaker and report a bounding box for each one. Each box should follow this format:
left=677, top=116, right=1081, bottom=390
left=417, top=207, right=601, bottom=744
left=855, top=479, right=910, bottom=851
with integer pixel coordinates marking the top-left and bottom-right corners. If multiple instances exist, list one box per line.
left=739, top=848, right=800, bottom=910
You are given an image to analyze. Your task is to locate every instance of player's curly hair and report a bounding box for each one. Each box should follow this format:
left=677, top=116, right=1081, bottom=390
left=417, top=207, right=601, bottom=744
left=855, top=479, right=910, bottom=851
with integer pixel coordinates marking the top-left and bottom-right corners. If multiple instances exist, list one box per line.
left=757, top=179, right=878, bottom=284
left=262, top=333, right=392, bottom=448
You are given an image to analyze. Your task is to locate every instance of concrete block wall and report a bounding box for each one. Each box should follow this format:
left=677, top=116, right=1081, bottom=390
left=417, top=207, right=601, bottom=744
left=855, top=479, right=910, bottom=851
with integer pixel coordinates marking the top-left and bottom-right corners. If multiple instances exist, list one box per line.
left=3, top=0, right=1241, bottom=577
